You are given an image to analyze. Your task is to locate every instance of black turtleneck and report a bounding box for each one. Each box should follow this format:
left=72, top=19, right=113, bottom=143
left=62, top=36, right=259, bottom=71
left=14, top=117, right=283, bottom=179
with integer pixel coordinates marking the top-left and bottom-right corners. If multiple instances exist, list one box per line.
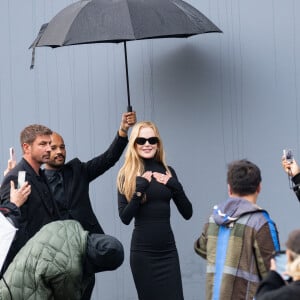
left=44, top=169, right=68, bottom=218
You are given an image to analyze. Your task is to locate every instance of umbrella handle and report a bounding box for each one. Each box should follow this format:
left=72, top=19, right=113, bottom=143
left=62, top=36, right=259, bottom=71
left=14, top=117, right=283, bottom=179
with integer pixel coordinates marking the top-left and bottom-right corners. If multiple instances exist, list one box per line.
left=124, top=42, right=133, bottom=112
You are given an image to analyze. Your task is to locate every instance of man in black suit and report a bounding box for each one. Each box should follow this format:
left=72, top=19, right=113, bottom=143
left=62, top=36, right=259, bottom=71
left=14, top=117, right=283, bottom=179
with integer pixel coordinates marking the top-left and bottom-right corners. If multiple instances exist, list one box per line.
left=44, top=111, right=136, bottom=299
left=0, top=124, right=61, bottom=272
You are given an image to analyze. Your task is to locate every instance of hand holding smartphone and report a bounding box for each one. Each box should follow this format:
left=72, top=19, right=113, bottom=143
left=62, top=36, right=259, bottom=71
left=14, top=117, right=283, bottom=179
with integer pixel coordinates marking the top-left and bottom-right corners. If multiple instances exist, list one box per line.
left=4, top=147, right=17, bottom=177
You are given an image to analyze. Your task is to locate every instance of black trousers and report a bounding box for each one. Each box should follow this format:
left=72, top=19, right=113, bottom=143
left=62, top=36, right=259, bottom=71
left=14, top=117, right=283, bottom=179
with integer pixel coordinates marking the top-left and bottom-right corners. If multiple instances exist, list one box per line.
left=81, top=274, right=95, bottom=300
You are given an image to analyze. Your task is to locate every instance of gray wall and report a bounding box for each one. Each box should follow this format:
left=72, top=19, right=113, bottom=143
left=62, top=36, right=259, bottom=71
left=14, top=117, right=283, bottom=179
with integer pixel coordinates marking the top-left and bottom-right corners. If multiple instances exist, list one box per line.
left=1, top=1, right=300, bottom=299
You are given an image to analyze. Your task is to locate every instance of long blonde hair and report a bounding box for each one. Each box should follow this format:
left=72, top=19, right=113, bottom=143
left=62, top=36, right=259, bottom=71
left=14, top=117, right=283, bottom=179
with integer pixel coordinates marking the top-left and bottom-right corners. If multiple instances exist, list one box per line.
left=287, top=250, right=300, bottom=278
left=117, top=121, right=170, bottom=201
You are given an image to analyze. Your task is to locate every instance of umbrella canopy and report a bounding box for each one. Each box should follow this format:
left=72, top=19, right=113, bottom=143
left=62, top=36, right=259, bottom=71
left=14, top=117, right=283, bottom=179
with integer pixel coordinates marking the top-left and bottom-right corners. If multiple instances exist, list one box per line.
left=30, top=0, right=222, bottom=111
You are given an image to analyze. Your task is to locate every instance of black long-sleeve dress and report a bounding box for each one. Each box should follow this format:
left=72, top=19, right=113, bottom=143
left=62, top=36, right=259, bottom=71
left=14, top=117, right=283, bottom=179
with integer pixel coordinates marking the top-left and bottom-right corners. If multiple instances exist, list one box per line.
left=118, top=158, right=192, bottom=300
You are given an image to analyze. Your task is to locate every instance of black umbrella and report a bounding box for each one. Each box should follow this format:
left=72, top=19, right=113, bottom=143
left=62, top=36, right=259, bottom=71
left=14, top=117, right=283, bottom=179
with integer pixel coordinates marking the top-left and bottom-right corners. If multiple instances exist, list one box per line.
left=30, top=0, right=222, bottom=111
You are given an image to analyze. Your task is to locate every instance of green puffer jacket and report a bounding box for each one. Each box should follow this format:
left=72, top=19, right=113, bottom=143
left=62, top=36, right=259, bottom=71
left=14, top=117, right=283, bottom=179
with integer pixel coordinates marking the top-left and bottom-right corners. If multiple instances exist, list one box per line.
left=0, top=220, right=88, bottom=300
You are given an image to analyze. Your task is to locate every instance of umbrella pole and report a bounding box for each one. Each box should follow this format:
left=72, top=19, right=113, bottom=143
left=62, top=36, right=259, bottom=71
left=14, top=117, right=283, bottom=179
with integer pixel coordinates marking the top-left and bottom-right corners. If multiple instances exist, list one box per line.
left=124, top=41, right=132, bottom=112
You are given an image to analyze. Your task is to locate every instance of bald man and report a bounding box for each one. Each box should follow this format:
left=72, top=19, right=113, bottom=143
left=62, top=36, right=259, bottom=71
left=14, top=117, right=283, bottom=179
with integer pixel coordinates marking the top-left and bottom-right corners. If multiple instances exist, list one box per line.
left=44, top=112, right=136, bottom=233
left=44, top=112, right=136, bottom=299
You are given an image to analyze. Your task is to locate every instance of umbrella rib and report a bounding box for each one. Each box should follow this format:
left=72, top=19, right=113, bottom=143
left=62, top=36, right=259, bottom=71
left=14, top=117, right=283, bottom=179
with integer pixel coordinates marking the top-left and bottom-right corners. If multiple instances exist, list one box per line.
left=125, top=0, right=136, bottom=38
left=62, top=1, right=92, bottom=45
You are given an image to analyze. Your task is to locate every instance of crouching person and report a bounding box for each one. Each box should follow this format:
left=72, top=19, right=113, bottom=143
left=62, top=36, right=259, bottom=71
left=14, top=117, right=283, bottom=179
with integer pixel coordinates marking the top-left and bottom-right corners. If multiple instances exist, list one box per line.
left=0, top=220, right=124, bottom=300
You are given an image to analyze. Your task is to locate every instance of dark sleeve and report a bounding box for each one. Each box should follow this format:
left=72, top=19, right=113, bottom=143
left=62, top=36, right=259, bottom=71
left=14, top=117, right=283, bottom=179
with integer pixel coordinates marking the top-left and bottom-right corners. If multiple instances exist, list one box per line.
left=0, top=202, right=21, bottom=227
left=118, top=177, right=149, bottom=225
left=85, top=133, right=128, bottom=181
left=166, top=167, right=193, bottom=220
left=255, top=270, right=289, bottom=300
left=292, top=173, right=300, bottom=202
left=0, top=173, right=17, bottom=204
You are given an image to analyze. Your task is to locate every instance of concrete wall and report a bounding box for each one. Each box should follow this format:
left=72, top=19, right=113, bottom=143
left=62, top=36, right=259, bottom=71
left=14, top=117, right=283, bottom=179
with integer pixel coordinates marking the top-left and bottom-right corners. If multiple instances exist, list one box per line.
left=1, top=1, right=300, bottom=299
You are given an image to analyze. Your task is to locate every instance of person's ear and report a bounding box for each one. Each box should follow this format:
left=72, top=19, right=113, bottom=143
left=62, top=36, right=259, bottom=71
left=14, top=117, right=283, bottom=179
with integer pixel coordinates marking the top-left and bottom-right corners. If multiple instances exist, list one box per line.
left=23, top=143, right=30, bottom=154
left=227, top=184, right=232, bottom=196
left=256, top=183, right=262, bottom=194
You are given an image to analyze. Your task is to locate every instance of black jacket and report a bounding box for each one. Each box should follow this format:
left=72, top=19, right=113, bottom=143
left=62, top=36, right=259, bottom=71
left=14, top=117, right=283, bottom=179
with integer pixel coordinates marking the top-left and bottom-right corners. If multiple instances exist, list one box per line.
left=255, top=270, right=300, bottom=300
left=292, top=173, right=300, bottom=202
left=0, top=158, right=60, bottom=272
left=53, top=133, right=128, bottom=234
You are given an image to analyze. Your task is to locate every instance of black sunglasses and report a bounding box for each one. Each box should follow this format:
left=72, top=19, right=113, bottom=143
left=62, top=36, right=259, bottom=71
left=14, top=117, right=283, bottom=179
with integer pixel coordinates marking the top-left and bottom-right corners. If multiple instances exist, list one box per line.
left=135, top=137, right=159, bottom=145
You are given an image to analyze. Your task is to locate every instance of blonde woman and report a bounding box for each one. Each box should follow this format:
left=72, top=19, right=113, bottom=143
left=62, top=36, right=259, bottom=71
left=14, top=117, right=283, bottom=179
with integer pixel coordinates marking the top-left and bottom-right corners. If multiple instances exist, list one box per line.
left=117, top=121, right=192, bottom=300
left=255, top=229, right=300, bottom=299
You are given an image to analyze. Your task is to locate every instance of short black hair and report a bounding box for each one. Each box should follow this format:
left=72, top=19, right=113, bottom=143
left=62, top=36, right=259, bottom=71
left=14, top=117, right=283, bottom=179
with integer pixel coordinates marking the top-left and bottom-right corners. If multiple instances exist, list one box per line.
left=227, top=159, right=261, bottom=196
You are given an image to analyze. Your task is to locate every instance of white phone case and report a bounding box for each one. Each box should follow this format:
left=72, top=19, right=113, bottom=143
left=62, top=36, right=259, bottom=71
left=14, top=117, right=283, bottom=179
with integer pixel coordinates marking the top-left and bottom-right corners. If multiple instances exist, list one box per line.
left=9, top=147, right=16, bottom=161
left=17, top=171, right=26, bottom=188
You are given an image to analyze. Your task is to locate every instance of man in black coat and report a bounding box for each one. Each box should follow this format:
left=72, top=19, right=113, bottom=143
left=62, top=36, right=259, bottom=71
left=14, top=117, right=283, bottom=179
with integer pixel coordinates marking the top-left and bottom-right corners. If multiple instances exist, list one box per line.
left=0, top=124, right=61, bottom=272
left=44, top=111, right=136, bottom=299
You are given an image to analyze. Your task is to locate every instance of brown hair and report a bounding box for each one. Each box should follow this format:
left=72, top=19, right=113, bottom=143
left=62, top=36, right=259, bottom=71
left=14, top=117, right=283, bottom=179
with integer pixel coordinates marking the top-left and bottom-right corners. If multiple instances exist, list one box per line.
left=20, top=124, right=52, bottom=150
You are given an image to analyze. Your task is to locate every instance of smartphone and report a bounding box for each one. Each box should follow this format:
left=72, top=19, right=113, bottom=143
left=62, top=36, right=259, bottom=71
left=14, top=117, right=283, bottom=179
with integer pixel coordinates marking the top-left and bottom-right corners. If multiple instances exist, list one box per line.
left=283, top=149, right=293, bottom=163
left=9, top=147, right=16, bottom=161
left=17, top=171, right=26, bottom=189
left=274, top=250, right=290, bottom=280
